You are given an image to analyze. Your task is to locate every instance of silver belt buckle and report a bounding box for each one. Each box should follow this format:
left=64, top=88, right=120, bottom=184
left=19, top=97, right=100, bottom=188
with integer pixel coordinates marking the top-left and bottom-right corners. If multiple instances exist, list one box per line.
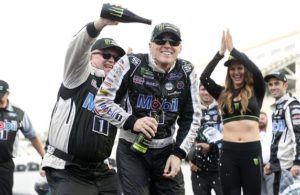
left=47, top=145, right=55, bottom=155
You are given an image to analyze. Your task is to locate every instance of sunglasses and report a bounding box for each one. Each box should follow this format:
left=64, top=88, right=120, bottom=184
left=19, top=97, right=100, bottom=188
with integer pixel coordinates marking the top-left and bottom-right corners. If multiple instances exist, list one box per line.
left=153, top=38, right=181, bottom=47
left=92, top=52, right=120, bottom=62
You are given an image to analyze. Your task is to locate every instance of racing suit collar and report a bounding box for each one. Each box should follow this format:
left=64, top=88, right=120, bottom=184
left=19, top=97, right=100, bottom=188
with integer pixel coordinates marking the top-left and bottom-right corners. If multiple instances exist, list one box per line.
left=148, top=53, right=176, bottom=73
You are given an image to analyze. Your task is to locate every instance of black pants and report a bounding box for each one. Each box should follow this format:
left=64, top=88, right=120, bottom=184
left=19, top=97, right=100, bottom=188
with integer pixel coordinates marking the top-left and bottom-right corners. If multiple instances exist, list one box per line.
left=46, top=163, right=121, bottom=195
left=116, top=139, right=185, bottom=195
left=219, top=141, right=262, bottom=195
left=191, top=170, right=223, bottom=195
left=0, top=159, right=14, bottom=195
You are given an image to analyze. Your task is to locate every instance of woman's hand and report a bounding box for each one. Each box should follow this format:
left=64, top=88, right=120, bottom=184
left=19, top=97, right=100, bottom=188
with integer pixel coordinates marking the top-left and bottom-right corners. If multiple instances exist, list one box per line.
left=219, top=31, right=226, bottom=56
left=225, top=29, right=233, bottom=52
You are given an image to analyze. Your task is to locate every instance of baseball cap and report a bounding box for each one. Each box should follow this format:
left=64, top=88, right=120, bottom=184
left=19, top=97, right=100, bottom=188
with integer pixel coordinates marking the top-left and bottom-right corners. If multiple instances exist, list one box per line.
left=264, top=71, right=287, bottom=82
left=0, top=80, right=9, bottom=98
left=150, top=23, right=181, bottom=41
left=224, top=55, right=241, bottom=67
left=91, top=38, right=125, bottom=57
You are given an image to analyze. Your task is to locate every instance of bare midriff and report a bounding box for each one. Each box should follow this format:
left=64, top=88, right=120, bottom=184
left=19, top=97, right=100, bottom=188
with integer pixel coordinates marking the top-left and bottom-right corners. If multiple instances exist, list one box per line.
left=223, top=120, right=260, bottom=142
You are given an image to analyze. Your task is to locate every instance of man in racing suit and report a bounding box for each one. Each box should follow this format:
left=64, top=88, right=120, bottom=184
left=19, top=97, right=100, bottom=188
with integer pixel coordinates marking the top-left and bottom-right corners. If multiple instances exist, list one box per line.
left=41, top=14, right=126, bottom=194
left=187, top=84, right=223, bottom=195
left=264, top=71, right=300, bottom=194
left=95, top=22, right=201, bottom=195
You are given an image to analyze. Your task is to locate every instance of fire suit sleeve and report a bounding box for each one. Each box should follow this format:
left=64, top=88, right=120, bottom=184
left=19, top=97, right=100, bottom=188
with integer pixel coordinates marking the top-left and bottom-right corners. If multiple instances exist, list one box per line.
left=288, top=101, right=300, bottom=165
left=200, top=52, right=224, bottom=100
left=229, top=48, right=265, bottom=107
left=63, top=22, right=101, bottom=89
left=94, top=55, right=136, bottom=129
left=174, top=68, right=201, bottom=159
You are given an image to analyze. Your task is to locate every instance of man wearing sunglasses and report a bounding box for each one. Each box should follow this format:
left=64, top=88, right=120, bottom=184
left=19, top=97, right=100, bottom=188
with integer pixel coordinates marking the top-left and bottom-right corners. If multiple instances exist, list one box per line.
left=41, top=14, right=125, bottom=194
left=95, top=23, right=201, bottom=195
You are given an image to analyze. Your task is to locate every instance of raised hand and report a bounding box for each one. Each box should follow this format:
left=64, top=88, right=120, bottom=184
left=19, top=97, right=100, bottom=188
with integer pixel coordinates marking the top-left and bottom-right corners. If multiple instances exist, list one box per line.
left=225, top=29, right=233, bottom=52
left=219, top=30, right=226, bottom=56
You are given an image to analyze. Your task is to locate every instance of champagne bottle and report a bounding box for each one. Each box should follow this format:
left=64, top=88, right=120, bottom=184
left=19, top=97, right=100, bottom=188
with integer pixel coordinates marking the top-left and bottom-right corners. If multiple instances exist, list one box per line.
left=100, top=3, right=152, bottom=25
left=130, top=110, right=162, bottom=154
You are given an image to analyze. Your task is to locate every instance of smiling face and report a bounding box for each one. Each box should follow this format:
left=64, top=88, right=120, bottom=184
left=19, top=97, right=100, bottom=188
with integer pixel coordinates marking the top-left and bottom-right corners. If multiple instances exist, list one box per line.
left=149, top=33, right=182, bottom=71
left=199, top=85, right=213, bottom=106
left=90, top=48, right=119, bottom=76
left=267, top=78, right=288, bottom=99
left=228, top=63, right=245, bottom=88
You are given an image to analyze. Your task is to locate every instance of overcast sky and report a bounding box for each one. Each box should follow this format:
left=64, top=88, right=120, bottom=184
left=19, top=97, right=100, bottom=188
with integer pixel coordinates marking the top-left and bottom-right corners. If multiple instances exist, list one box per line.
left=1, top=0, right=300, bottom=133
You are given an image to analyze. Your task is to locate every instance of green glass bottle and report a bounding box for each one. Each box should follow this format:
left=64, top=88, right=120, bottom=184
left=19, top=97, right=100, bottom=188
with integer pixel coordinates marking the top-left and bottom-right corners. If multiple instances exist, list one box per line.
left=100, top=3, right=152, bottom=25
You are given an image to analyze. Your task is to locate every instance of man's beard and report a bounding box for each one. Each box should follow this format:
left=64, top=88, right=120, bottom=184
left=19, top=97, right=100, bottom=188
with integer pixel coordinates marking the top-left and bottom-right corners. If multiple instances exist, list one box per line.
left=259, top=122, right=267, bottom=130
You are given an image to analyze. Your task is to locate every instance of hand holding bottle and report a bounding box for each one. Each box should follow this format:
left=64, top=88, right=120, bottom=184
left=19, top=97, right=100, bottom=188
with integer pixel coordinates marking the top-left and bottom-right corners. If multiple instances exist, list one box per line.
left=133, top=116, right=157, bottom=139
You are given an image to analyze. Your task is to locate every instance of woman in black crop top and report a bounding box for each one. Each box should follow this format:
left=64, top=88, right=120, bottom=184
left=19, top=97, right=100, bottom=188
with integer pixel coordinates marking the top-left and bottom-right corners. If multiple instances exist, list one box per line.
left=200, top=30, right=265, bottom=195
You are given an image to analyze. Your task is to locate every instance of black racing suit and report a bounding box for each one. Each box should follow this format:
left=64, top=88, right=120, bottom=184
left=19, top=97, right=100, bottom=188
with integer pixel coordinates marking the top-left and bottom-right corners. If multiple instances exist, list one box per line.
left=41, top=22, right=120, bottom=195
left=95, top=53, right=201, bottom=194
left=0, top=102, right=37, bottom=195
left=188, top=100, right=223, bottom=195
left=269, top=93, right=300, bottom=194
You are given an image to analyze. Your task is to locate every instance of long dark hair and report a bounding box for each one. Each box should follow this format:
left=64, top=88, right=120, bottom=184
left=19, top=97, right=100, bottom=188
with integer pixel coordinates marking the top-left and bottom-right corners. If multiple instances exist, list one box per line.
left=218, top=65, right=254, bottom=115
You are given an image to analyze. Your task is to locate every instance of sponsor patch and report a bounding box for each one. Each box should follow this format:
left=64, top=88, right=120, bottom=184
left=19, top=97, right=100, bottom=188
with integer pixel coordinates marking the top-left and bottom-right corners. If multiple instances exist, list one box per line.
left=292, top=119, right=300, bottom=125
left=167, top=91, right=181, bottom=96
left=291, top=109, right=300, bottom=115
left=177, top=81, right=184, bottom=89
left=208, top=110, right=217, bottom=115
left=165, top=82, right=174, bottom=91
left=98, top=88, right=108, bottom=96
left=167, top=73, right=183, bottom=80
left=103, top=81, right=112, bottom=87
left=131, top=56, right=141, bottom=66
left=140, top=67, right=154, bottom=78
left=182, top=63, right=192, bottom=73
left=91, top=79, right=98, bottom=89
left=145, top=81, right=159, bottom=87
left=133, top=75, right=145, bottom=85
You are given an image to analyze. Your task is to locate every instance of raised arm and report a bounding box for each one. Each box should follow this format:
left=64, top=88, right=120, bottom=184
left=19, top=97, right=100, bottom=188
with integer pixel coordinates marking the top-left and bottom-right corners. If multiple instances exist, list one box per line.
left=226, top=30, right=265, bottom=107
left=200, top=31, right=225, bottom=100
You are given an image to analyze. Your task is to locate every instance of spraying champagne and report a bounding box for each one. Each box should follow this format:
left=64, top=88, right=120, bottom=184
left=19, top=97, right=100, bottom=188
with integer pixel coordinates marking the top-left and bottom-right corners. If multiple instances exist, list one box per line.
left=100, top=3, right=152, bottom=25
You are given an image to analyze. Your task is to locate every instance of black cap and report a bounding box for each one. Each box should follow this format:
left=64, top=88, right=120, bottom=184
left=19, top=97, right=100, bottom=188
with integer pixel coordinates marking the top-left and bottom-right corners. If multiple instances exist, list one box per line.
left=0, top=80, right=9, bottom=98
left=264, top=71, right=287, bottom=83
left=91, top=38, right=125, bottom=57
left=150, top=23, right=181, bottom=41
left=224, top=55, right=241, bottom=67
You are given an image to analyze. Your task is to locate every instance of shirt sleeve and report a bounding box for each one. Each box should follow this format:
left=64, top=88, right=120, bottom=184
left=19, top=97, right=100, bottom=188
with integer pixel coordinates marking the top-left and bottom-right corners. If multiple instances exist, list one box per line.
left=20, top=112, right=36, bottom=140
left=94, top=55, right=136, bottom=129
left=288, top=101, right=300, bottom=165
left=174, top=68, right=202, bottom=159
left=63, top=22, right=100, bottom=89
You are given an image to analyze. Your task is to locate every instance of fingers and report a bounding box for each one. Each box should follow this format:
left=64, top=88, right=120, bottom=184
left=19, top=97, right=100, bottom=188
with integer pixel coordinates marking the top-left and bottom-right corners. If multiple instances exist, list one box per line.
left=133, top=117, right=157, bottom=138
left=291, top=166, right=300, bottom=177
left=163, top=155, right=181, bottom=178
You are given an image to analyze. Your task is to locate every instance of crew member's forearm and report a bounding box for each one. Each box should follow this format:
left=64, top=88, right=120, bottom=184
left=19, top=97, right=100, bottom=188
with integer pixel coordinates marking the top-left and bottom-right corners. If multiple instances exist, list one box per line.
left=30, top=137, right=45, bottom=158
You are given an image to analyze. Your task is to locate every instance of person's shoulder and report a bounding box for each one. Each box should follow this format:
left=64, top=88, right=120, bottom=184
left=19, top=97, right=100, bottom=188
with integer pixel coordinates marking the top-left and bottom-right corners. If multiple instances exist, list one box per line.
left=128, top=53, right=147, bottom=59
left=177, top=58, right=193, bottom=66
left=8, top=102, right=24, bottom=115
left=177, top=58, right=194, bottom=74
left=289, top=98, right=300, bottom=107
left=127, top=53, right=148, bottom=65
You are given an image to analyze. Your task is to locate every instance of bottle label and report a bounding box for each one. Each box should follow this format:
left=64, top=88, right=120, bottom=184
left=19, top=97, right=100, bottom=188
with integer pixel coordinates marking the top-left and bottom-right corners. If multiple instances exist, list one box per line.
left=132, top=143, right=148, bottom=154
